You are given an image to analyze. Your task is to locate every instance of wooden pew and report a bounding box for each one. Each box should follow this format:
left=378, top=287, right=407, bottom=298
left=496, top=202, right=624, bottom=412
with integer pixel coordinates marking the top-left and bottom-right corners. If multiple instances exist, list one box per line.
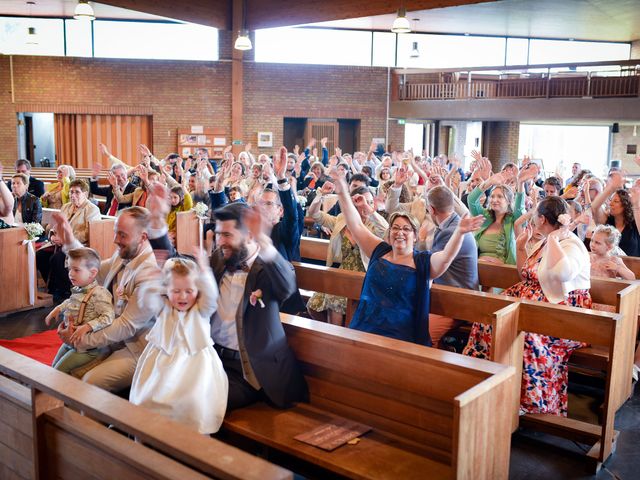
left=621, top=255, right=640, bottom=279
left=0, top=347, right=291, bottom=480
left=176, top=211, right=200, bottom=255
left=291, top=262, right=624, bottom=470
left=477, top=261, right=640, bottom=412
left=300, top=236, right=329, bottom=263
left=0, top=228, right=36, bottom=317
left=224, top=315, right=517, bottom=480
left=89, top=218, right=117, bottom=260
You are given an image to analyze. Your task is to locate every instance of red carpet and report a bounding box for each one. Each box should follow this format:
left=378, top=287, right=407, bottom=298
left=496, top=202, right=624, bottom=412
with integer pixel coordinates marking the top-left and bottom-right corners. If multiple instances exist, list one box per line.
left=0, top=329, right=62, bottom=366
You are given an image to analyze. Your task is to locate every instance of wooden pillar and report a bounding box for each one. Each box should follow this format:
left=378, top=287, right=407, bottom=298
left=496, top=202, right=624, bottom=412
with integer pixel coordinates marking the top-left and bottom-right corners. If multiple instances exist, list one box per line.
left=231, top=0, right=244, bottom=157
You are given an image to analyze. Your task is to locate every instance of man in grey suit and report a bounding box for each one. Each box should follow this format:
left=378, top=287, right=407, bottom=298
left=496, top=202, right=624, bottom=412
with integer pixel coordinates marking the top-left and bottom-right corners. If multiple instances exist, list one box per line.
left=427, top=186, right=479, bottom=347
left=209, top=202, right=308, bottom=410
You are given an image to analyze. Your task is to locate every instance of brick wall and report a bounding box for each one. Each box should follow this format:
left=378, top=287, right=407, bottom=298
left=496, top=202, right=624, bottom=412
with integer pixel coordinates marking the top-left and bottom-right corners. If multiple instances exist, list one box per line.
left=612, top=125, right=640, bottom=174
left=0, top=47, right=402, bottom=166
left=482, top=121, right=520, bottom=169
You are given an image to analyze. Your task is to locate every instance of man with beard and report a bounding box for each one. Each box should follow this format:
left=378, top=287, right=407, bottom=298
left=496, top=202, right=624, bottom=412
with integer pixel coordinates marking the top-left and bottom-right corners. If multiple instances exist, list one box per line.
left=51, top=206, right=162, bottom=391
left=209, top=201, right=308, bottom=410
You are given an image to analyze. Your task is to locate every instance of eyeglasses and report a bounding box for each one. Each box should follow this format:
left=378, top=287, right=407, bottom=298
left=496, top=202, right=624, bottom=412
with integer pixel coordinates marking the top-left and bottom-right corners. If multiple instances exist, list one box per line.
left=390, top=226, right=414, bottom=234
left=258, top=200, right=279, bottom=207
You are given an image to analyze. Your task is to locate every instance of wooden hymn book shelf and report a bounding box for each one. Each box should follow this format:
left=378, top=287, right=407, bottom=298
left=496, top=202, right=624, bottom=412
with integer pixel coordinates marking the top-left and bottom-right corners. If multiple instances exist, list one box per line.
left=177, top=128, right=226, bottom=159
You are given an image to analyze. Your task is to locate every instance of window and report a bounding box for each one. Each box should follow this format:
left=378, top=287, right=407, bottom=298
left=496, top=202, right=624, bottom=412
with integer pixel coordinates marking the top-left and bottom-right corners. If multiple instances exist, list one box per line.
left=528, top=39, right=630, bottom=65
left=65, top=19, right=92, bottom=57
left=0, top=17, right=64, bottom=56
left=506, top=38, right=528, bottom=65
left=93, top=21, right=218, bottom=61
left=397, top=34, right=506, bottom=69
left=518, top=124, right=610, bottom=178
left=372, top=32, right=396, bottom=67
left=255, top=27, right=372, bottom=66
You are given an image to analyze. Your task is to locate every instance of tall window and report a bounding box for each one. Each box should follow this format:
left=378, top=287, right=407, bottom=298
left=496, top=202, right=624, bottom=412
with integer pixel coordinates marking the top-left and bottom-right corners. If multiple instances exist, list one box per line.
left=0, top=17, right=64, bottom=56
left=255, top=27, right=372, bottom=66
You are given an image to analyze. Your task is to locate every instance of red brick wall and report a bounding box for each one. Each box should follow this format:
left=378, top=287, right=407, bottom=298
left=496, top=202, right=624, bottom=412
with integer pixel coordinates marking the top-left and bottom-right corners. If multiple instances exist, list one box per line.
left=482, top=121, right=520, bottom=169
left=0, top=48, right=403, bottom=166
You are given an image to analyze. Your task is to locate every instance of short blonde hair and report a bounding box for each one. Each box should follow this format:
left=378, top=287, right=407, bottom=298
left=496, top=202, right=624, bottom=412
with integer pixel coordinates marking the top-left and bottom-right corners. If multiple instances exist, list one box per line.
left=388, top=211, right=420, bottom=237
left=66, top=247, right=101, bottom=271
left=593, top=224, right=621, bottom=248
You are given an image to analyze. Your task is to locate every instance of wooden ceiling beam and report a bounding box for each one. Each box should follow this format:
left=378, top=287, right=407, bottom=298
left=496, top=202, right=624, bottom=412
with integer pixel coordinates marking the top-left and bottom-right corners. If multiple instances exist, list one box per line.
left=97, top=0, right=497, bottom=31
left=245, top=0, right=498, bottom=31
left=96, top=0, right=231, bottom=29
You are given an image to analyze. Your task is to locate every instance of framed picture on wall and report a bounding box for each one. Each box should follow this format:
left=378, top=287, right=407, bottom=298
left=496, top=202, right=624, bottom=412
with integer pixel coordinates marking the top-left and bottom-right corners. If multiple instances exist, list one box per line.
left=257, top=131, right=273, bottom=148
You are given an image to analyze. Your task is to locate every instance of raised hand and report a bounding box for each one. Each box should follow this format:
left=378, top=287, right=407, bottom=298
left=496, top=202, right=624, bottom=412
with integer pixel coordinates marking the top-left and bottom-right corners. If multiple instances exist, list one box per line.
left=457, top=214, right=485, bottom=234
left=137, top=165, right=149, bottom=185
left=245, top=142, right=252, bottom=152
left=335, top=147, right=342, bottom=159
left=393, top=166, right=409, bottom=187
left=320, top=137, right=328, bottom=148
left=52, top=212, right=74, bottom=246
left=146, top=182, right=171, bottom=219
left=244, top=205, right=272, bottom=241
left=274, top=146, right=288, bottom=179
left=518, top=162, right=539, bottom=183
left=320, top=181, right=335, bottom=195
left=99, top=143, right=110, bottom=157
left=91, top=162, right=102, bottom=179
left=139, top=144, right=152, bottom=157
left=308, top=138, right=316, bottom=149
left=184, top=157, right=192, bottom=172
left=293, top=144, right=300, bottom=156
left=608, top=171, right=626, bottom=190
left=107, top=171, right=118, bottom=189
left=516, top=223, right=533, bottom=252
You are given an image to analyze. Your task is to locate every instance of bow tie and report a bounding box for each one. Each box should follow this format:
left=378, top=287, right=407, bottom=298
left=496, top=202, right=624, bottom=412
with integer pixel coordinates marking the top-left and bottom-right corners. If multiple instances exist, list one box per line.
left=226, top=262, right=250, bottom=274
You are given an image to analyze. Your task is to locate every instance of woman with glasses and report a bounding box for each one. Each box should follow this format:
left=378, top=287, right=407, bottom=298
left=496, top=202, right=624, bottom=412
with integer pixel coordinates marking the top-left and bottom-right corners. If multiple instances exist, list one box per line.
left=331, top=173, right=484, bottom=345
left=307, top=183, right=388, bottom=326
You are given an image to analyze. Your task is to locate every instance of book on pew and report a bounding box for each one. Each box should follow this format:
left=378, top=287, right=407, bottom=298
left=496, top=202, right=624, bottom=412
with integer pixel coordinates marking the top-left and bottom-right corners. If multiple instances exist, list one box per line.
left=294, top=418, right=372, bottom=451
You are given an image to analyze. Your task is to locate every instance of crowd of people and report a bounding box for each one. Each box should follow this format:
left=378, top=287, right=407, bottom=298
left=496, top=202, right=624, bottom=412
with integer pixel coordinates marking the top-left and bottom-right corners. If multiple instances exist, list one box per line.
left=2, top=139, right=640, bottom=434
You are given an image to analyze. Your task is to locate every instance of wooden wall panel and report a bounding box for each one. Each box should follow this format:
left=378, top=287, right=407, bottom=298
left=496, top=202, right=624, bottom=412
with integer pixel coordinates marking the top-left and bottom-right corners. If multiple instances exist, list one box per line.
left=54, top=114, right=152, bottom=169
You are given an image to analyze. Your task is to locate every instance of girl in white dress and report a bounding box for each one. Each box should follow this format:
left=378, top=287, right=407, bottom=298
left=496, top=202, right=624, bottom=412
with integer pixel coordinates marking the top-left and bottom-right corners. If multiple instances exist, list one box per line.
left=130, top=252, right=228, bottom=434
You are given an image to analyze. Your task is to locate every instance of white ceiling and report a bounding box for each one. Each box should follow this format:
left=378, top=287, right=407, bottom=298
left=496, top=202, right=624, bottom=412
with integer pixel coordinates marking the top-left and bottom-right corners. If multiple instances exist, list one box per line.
left=309, top=0, right=640, bottom=43
left=0, top=0, right=168, bottom=21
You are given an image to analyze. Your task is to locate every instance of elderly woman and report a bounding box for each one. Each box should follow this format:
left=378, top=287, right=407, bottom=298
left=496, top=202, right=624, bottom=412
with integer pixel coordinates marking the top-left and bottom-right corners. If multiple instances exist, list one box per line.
left=331, top=173, right=483, bottom=345
left=590, top=171, right=640, bottom=257
left=11, top=173, right=42, bottom=225
left=299, top=161, right=330, bottom=191
left=41, top=165, right=74, bottom=209
left=307, top=182, right=388, bottom=325
left=37, top=179, right=101, bottom=302
left=468, top=159, right=537, bottom=264
left=465, top=196, right=591, bottom=415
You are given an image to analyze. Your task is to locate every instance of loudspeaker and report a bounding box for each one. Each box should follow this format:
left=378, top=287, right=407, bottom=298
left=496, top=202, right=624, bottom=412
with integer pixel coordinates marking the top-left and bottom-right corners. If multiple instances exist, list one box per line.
left=612, top=123, right=620, bottom=133
left=611, top=160, right=621, bottom=169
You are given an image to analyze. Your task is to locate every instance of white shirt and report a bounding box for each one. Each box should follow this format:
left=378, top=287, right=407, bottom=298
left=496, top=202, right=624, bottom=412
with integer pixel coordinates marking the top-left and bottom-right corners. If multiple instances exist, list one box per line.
left=210, top=247, right=260, bottom=350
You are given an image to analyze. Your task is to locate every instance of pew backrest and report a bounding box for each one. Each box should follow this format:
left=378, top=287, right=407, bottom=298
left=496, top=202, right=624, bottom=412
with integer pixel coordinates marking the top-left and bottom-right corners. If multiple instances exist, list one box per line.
left=0, top=347, right=292, bottom=480
left=89, top=218, right=117, bottom=260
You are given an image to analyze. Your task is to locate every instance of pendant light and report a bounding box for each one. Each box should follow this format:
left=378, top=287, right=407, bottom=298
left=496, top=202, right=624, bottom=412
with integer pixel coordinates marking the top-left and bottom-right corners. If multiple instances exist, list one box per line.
left=234, top=30, right=252, bottom=50
left=25, top=2, right=38, bottom=45
left=391, top=7, right=411, bottom=33
left=74, top=1, right=96, bottom=21
left=234, top=0, right=252, bottom=50
left=410, top=42, right=420, bottom=58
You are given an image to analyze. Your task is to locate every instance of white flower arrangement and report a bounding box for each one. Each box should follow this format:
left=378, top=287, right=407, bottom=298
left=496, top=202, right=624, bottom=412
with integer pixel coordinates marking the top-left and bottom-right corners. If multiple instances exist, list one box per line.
left=23, top=222, right=44, bottom=240
left=296, top=195, right=307, bottom=207
left=557, top=213, right=571, bottom=226
left=192, top=202, right=209, bottom=219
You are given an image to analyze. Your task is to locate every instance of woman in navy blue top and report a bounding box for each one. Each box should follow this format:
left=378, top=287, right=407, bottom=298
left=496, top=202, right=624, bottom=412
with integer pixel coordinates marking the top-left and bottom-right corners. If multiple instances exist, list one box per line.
left=331, top=172, right=484, bottom=346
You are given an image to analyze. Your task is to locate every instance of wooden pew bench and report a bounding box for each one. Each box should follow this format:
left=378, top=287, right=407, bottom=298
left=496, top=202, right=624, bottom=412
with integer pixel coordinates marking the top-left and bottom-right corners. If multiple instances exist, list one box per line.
left=291, top=262, right=625, bottom=470
left=0, top=347, right=291, bottom=480
left=477, top=260, right=640, bottom=413
left=0, top=228, right=37, bottom=317
left=224, top=315, right=516, bottom=480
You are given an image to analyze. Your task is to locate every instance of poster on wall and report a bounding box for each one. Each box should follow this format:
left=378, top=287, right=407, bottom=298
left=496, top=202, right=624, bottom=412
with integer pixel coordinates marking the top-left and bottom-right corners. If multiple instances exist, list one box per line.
left=258, top=132, right=273, bottom=148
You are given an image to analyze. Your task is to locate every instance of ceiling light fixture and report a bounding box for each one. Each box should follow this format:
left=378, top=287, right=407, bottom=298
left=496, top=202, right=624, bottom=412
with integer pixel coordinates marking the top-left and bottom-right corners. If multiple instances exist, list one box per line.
left=410, top=41, right=420, bottom=58
left=74, top=1, right=95, bottom=21
left=391, top=7, right=411, bottom=33
left=234, top=29, right=252, bottom=50
left=234, top=0, right=252, bottom=51
left=26, top=26, right=38, bottom=45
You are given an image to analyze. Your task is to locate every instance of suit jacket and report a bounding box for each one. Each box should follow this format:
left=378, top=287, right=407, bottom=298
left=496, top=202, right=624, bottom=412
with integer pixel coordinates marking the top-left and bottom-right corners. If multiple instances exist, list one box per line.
left=7, top=176, right=44, bottom=198
left=210, top=249, right=309, bottom=408
left=13, top=193, right=42, bottom=224
left=73, top=243, right=160, bottom=358
left=90, top=180, right=136, bottom=214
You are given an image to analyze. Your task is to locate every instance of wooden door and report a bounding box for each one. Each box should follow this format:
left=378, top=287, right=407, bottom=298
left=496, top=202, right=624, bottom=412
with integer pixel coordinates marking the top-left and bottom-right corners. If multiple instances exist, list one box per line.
left=55, top=114, right=153, bottom=168
left=306, top=120, right=339, bottom=155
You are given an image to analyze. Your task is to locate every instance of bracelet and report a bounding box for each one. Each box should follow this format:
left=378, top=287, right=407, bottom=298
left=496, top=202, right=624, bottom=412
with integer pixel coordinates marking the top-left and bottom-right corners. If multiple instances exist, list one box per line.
left=277, top=178, right=288, bottom=185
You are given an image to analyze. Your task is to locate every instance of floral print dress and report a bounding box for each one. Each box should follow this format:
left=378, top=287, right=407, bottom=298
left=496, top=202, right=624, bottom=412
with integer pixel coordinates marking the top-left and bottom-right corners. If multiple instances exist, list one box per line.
left=463, top=240, right=591, bottom=416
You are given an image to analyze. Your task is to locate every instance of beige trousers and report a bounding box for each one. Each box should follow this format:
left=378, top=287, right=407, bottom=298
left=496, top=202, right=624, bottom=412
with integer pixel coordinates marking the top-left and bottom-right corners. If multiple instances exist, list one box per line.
left=82, top=347, right=137, bottom=392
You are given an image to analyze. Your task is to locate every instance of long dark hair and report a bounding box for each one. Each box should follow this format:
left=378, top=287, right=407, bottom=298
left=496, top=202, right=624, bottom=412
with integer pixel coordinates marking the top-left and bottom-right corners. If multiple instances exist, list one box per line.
left=615, top=189, right=635, bottom=227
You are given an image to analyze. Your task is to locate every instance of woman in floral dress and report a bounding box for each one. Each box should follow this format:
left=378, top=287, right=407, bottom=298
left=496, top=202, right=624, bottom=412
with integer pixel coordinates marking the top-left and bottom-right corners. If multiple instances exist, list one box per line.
left=464, top=196, right=591, bottom=415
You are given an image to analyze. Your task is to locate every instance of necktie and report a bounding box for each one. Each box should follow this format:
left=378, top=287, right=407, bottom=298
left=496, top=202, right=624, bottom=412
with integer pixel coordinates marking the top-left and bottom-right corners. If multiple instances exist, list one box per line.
left=108, top=197, right=119, bottom=216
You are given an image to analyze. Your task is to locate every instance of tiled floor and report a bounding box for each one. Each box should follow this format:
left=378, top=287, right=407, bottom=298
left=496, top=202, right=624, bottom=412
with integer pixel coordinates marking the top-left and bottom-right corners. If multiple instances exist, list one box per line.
left=1, top=306, right=638, bottom=479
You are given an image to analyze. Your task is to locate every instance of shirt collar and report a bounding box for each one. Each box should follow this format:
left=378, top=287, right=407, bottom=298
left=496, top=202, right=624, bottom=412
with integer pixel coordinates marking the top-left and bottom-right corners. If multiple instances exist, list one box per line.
left=71, top=280, right=98, bottom=294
